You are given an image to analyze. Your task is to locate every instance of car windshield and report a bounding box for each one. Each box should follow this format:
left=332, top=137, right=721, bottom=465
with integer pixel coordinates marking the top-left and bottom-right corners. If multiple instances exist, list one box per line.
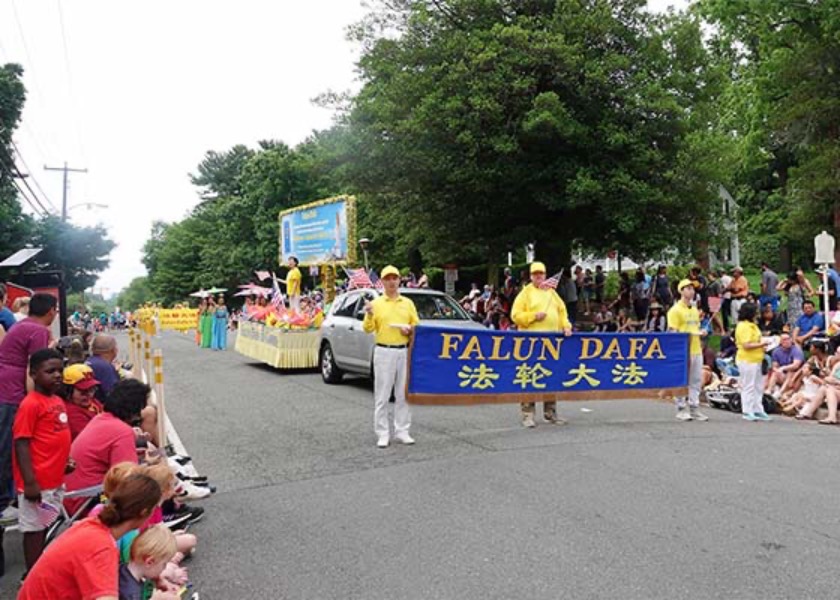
left=402, top=292, right=470, bottom=321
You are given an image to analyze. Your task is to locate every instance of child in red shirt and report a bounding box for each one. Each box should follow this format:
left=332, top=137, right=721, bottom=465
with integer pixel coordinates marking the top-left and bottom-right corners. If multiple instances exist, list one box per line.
left=13, top=348, right=75, bottom=571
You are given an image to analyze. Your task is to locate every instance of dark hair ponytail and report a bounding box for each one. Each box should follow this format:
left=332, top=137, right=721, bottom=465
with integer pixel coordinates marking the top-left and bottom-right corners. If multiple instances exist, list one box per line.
left=98, top=473, right=161, bottom=527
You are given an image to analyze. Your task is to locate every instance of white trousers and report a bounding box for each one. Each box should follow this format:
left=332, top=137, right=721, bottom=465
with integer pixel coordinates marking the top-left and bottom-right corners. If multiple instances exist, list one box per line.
left=731, top=299, right=745, bottom=325
left=373, top=346, right=411, bottom=438
left=290, top=295, right=300, bottom=312
left=676, top=354, right=703, bottom=409
left=738, top=362, right=765, bottom=414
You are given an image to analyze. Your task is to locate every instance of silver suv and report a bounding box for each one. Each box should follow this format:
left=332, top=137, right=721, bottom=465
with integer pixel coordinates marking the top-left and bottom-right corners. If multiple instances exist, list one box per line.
left=319, top=287, right=485, bottom=384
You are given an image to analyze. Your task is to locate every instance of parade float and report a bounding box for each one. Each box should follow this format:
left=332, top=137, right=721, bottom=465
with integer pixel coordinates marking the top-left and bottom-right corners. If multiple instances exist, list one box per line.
left=234, top=196, right=355, bottom=369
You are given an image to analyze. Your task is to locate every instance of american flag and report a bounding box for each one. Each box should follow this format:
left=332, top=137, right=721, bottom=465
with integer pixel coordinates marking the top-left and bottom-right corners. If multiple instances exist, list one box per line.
left=344, top=267, right=373, bottom=289
left=540, top=270, right=564, bottom=290
left=271, top=274, right=285, bottom=311
left=369, top=269, right=385, bottom=291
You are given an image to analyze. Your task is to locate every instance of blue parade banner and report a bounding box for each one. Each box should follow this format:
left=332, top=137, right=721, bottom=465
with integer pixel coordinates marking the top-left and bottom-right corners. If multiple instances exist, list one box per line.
left=407, top=326, right=689, bottom=405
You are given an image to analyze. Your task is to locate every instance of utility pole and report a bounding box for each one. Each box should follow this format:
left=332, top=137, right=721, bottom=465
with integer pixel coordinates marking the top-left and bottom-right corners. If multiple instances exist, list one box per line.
left=44, top=162, right=88, bottom=221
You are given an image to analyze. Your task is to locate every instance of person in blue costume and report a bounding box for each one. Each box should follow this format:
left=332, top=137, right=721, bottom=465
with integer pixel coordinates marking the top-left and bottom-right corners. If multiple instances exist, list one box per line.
left=211, top=295, right=229, bottom=350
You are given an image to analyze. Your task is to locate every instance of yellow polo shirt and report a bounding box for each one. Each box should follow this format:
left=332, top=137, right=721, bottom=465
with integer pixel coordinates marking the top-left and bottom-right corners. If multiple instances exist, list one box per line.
left=667, top=301, right=702, bottom=356
left=735, top=321, right=765, bottom=364
left=362, top=294, right=420, bottom=345
left=287, top=267, right=302, bottom=296
left=511, top=284, right=571, bottom=332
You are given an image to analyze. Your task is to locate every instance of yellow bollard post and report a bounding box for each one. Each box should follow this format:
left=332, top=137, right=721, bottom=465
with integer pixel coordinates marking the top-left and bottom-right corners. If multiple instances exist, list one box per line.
left=133, top=331, right=143, bottom=380
left=153, top=349, right=167, bottom=449
left=127, top=329, right=136, bottom=367
left=144, top=337, right=152, bottom=385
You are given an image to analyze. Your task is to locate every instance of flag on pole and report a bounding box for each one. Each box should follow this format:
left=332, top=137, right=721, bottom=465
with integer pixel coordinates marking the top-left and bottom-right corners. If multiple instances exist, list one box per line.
left=271, top=273, right=285, bottom=311
left=344, top=266, right=373, bottom=289
left=254, top=270, right=271, bottom=282
left=369, top=269, right=384, bottom=291
left=540, top=270, right=564, bottom=290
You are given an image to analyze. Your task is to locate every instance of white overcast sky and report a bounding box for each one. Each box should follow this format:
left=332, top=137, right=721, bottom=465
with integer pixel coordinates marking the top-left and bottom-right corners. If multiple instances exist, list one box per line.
left=1, top=0, right=688, bottom=296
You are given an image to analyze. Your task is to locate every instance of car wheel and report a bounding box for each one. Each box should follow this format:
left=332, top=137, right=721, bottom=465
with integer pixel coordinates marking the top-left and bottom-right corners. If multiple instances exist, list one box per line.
left=320, top=343, right=343, bottom=384
left=728, top=393, right=742, bottom=413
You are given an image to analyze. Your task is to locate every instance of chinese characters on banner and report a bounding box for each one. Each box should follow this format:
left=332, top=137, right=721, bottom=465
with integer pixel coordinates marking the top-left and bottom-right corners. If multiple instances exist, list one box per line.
left=158, top=309, right=199, bottom=331
left=407, top=326, right=689, bottom=405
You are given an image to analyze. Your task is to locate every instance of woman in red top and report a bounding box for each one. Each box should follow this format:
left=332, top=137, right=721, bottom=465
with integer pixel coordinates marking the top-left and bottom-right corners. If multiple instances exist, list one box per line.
left=60, top=364, right=104, bottom=440
left=19, top=472, right=162, bottom=599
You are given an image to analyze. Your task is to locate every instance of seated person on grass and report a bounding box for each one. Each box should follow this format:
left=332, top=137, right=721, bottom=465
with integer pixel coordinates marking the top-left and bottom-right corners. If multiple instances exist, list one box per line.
left=796, top=359, right=840, bottom=424
left=765, top=334, right=805, bottom=397
left=792, top=300, right=825, bottom=348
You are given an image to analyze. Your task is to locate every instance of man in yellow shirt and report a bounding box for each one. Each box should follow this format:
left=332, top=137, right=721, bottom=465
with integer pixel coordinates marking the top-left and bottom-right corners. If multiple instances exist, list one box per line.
left=511, top=262, right=572, bottom=428
left=667, top=279, right=709, bottom=422
left=286, top=257, right=302, bottom=312
left=363, top=265, right=420, bottom=448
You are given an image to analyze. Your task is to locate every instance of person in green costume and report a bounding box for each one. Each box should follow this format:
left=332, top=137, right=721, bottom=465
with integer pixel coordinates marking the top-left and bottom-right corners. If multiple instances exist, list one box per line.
left=200, top=297, right=214, bottom=348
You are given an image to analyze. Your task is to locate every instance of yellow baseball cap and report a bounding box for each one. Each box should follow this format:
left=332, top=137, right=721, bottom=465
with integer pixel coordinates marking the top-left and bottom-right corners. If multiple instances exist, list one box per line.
left=381, top=265, right=400, bottom=278
left=63, top=364, right=101, bottom=390
left=678, top=279, right=693, bottom=291
left=530, top=262, right=546, bottom=274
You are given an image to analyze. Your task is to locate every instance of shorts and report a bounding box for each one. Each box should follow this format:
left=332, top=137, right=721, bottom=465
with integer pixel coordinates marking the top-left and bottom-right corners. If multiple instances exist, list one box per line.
left=18, top=487, right=63, bottom=532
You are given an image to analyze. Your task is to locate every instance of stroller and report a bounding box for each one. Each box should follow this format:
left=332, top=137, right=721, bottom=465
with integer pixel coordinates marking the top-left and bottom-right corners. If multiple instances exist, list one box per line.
left=706, top=384, right=778, bottom=414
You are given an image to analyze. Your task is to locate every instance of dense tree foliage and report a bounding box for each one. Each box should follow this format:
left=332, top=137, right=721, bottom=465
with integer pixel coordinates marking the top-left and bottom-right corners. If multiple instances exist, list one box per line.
left=699, top=0, right=840, bottom=266
left=136, top=0, right=840, bottom=302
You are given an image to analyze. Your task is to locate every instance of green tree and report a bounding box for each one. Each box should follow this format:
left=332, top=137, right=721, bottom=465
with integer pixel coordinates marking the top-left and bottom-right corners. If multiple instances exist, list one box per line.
left=115, top=277, right=153, bottom=310
left=0, top=63, right=33, bottom=260
left=699, top=0, right=840, bottom=265
left=343, top=0, right=727, bottom=276
left=29, top=216, right=116, bottom=292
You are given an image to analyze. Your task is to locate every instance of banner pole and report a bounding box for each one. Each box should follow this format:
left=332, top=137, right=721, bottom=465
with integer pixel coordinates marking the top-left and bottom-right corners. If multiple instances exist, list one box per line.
left=153, top=349, right=167, bottom=450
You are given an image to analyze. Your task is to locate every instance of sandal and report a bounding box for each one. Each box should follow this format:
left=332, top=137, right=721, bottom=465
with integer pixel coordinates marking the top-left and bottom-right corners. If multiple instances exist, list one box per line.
left=818, top=419, right=838, bottom=425
left=795, top=413, right=815, bottom=420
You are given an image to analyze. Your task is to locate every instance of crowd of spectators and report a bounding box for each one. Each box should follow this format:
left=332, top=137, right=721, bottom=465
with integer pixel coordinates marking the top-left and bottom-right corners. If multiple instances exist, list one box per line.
left=0, top=288, right=206, bottom=598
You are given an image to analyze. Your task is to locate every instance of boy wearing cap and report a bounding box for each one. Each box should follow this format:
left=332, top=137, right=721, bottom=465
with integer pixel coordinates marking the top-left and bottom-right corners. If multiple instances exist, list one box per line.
left=363, top=265, right=420, bottom=448
left=62, top=364, right=103, bottom=439
left=511, top=262, right=573, bottom=428
left=667, top=280, right=709, bottom=421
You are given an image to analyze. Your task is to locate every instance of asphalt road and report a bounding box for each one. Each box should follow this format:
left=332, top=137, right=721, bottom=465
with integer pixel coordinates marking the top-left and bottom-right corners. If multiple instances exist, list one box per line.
left=4, top=329, right=840, bottom=599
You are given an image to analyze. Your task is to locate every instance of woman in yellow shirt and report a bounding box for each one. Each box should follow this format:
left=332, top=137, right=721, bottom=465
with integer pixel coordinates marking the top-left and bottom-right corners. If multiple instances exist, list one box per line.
left=735, top=303, right=771, bottom=421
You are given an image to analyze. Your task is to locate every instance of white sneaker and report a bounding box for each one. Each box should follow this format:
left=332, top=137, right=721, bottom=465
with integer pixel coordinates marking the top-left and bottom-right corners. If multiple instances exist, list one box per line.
left=376, top=436, right=389, bottom=448
left=0, top=505, right=19, bottom=526
left=394, top=432, right=415, bottom=445
left=522, top=414, right=536, bottom=428
left=689, top=407, right=709, bottom=422
left=176, top=479, right=213, bottom=501
left=675, top=408, right=693, bottom=422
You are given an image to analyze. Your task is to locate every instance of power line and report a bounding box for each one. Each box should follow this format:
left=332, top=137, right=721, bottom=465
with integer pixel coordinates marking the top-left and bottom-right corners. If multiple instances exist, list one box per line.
left=10, top=139, right=57, bottom=212
left=44, top=161, right=87, bottom=221
left=1, top=162, right=47, bottom=218
left=0, top=143, right=50, bottom=216
left=9, top=0, right=48, bottom=112
left=54, top=0, right=86, bottom=162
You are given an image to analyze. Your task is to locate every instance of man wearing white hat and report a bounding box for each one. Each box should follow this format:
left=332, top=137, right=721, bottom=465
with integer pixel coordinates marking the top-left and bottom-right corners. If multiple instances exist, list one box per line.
left=511, top=262, right=573, bottom=428
left=667, top=279, right=709, bottom=421
left=363, top=265, right=420, bottom=448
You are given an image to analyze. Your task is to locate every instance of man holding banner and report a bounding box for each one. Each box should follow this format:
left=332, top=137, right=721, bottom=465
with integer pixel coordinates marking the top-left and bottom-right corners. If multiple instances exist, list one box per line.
left=363, top=265, right=420, bottom=448
left=511, top=262, right=572, bottom=428
left=667, top=279, right=709, bottom=422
